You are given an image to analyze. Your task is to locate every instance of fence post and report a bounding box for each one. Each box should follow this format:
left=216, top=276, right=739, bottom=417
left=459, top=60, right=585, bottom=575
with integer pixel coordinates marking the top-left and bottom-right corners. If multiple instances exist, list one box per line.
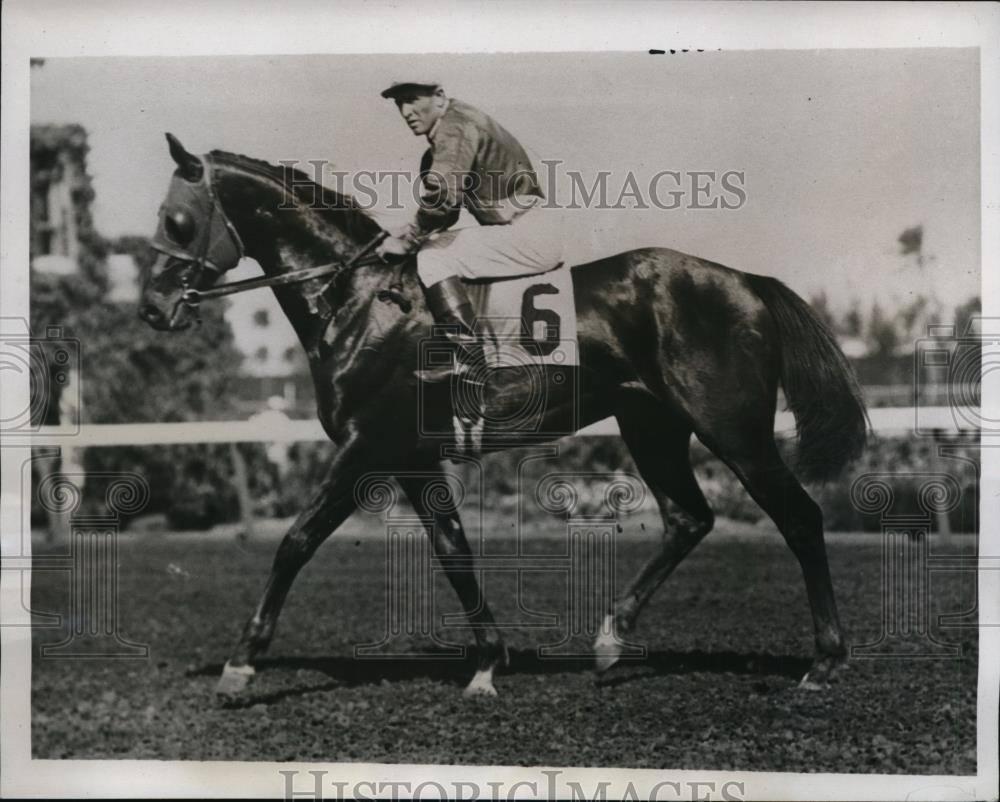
left=928, top=429, right=952, bottom=539
left=229, top=442, right=255, bottom=540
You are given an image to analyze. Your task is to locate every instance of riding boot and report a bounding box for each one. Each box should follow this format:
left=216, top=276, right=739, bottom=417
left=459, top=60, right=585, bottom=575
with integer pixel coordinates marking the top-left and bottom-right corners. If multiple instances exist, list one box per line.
left=416, top=276, right=487, bottom=422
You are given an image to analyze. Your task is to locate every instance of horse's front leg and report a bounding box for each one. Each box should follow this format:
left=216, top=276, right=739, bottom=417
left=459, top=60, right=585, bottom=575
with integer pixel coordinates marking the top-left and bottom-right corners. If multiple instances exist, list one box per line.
left=397, top=469, right=508, bottom=698
left=216, top=434, right=370, bottom=699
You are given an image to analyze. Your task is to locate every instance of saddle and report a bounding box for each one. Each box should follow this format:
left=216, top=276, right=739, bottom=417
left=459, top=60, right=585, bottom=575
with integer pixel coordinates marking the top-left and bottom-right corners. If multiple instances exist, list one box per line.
left=461, top=264, right=578, bottom=369
left=378, top=258, right=578, bottom=368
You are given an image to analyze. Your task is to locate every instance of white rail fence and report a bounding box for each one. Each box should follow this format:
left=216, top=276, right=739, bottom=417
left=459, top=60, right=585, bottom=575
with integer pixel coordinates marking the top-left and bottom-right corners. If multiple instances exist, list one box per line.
left=23, top=406, right=976, bottom=539
left=25, top=406, right=979, bottom=447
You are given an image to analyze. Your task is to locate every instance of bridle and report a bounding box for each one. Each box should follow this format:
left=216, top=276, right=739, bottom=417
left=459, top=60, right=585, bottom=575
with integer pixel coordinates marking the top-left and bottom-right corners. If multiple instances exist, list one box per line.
left=175, top=174, right=245, bottom=305
left=149, top=154, right=393, bottom=313
left=149, top=155, right=246, bottom=303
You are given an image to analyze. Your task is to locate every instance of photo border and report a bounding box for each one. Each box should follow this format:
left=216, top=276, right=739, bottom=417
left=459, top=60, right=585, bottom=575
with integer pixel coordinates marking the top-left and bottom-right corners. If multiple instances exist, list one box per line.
left=2, top=1, right=998, bottom=799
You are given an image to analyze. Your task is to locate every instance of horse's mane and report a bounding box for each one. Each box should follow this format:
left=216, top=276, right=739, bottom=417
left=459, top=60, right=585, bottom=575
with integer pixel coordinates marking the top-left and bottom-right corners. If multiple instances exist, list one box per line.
left=208, top=150, right=384, bottom=242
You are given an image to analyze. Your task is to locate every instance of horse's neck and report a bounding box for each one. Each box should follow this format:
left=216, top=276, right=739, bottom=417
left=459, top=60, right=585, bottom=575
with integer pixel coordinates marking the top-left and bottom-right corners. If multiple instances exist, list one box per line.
left=230, top=198, right=356, bottom=277
left=216, top=169, right=392, bottom=360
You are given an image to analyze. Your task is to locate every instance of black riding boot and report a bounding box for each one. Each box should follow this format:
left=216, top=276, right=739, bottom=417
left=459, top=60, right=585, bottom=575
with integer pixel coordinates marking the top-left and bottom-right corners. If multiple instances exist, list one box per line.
left=417, top=276, right=487, bottom=422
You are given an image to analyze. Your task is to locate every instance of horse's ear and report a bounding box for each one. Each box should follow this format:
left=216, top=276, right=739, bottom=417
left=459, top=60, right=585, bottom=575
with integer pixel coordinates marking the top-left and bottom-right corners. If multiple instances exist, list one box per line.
left=165, top=132, right=203, bottom=181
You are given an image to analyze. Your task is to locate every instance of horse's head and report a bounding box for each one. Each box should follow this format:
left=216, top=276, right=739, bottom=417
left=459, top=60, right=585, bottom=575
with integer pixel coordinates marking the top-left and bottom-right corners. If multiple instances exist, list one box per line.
left=138, top=133, right=244, bottom=330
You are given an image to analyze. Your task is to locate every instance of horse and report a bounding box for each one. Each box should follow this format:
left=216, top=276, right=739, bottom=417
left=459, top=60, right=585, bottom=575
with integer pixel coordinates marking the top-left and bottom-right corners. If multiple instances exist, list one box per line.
left=139, top=133, right=867, bottom=699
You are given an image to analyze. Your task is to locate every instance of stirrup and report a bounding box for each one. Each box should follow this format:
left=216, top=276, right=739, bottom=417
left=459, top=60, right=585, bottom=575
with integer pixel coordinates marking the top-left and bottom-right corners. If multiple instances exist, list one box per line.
left=415, top=364, right=454, bottom=384
left=414, top=358, right=489, bottom=386
left=452, top=363, right=488, bottom=431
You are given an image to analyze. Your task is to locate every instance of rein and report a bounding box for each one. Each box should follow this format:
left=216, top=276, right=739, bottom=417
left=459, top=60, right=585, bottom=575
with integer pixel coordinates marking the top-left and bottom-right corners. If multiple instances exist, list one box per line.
left=180, top=230, right=389, bottom=306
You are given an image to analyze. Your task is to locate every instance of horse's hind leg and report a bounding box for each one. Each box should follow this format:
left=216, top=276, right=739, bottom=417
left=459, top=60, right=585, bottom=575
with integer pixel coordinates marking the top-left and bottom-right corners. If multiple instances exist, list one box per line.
left=714, top=432, right=847, bottom=688
left=216, top=438, right=369, bottom=699
left=398, top=469, right=507, bottom=698
left=595, top=393, right=715, bottom=672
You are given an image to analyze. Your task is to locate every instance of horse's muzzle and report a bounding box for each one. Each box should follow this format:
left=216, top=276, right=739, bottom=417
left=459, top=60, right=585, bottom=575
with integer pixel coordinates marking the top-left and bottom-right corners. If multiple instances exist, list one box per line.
left=138, top=299, right=193, bottom=331
left=139, top=302, right=167, bottom=328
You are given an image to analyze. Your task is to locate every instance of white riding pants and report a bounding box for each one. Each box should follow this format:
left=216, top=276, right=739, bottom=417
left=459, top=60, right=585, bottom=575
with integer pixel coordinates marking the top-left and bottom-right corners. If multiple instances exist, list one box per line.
left=416, top=204, right=566, bottom=288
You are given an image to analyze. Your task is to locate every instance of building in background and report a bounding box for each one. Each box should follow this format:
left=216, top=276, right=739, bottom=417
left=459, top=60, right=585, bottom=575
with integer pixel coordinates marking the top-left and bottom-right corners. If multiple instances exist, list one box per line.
left=105, top=253, right=140, bottom=303
left=225, top=288, right=302, bottom=379
left=223, top=280, right=314, bottom=416
left=29, top=123, right=97, bottom=541
left=30, top=124, right=91, bottom=277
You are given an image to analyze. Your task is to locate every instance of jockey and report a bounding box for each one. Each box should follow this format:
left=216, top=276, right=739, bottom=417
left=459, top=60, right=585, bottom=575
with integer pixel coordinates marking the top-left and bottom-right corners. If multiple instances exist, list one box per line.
left=375, top=79, right=563, bottom=404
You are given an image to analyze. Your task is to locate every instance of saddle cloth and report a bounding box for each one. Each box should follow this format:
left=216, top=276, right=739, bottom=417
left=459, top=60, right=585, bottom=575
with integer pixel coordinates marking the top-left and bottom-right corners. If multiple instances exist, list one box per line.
left=463, top=265, right=579, bottom=368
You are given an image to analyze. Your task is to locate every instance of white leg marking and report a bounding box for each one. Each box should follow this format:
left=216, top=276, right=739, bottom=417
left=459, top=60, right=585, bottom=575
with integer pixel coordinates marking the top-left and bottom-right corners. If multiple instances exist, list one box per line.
left=463, top=668, right=498, bottom=698
left=594, top=613, right=623, bottom=673
left=798, top=675, right=826, bottom=692
left=216, top=661, right=255, bottom=696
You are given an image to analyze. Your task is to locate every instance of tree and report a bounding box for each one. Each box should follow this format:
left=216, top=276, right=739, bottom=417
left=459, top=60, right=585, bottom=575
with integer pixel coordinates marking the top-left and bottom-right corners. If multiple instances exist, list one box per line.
left=110, top=235, right=157, bottom=273
left=954, top=296, right=981, bottom=338
left=808, top=292, right=838, bottom=334
left=75, top=298, right=243, bottom=424
left=76, top=291, right=252, bottom=527
left=33, top=231, right=249, bottom=526
left=867, top=301, right=900, bottom=358
left=843, top=299, right=863, bottom=339
left=898, top=224, right=924, bottom=262
left=29, top=120, right=250, bottom=527
left=894, top=294, right=941, bottom=347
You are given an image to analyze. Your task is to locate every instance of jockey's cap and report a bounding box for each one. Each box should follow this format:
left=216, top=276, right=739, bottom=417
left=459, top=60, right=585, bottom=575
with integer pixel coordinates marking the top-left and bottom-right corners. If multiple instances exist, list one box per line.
left=380, top=80, right=442, bottom=99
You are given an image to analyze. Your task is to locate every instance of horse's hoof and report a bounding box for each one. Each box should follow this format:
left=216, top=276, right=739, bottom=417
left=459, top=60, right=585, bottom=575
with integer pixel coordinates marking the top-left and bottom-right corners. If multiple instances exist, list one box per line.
left=798, top=654, right=848, bottom=690
left=463, top=669, right=498, bottom=698
left=594, top=614, right=622, bottom=674
left=215, top=661, right=255, bottom=698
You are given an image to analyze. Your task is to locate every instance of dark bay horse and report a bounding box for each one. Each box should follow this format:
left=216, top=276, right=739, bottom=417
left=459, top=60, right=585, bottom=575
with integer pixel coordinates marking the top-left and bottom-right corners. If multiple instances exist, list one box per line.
left=139, top=133, right=867, bottom=698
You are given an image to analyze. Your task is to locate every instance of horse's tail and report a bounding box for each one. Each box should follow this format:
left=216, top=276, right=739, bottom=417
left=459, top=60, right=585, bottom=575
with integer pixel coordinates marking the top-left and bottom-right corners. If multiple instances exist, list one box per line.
left=745, top=273, right=869, bottom=483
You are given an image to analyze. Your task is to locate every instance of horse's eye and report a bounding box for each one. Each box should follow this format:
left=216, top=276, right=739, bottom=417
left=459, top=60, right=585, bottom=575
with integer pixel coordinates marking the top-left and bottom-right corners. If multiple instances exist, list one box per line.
left=165, top=209, right=196, bottom=246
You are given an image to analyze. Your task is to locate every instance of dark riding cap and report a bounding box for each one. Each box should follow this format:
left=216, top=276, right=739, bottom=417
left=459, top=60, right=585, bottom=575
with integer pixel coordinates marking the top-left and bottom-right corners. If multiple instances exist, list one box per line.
left=380, top=79, right=441, bottom=99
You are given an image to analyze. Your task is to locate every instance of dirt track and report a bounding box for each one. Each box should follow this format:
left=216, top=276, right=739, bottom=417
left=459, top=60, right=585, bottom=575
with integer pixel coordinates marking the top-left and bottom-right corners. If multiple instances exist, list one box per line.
left=30, top=521, right=977, bottom=772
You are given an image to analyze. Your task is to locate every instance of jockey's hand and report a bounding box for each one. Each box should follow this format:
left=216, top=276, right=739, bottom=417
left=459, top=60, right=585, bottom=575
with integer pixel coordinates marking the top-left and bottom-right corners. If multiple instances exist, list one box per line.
left=376, top=232, right=415, bottom=261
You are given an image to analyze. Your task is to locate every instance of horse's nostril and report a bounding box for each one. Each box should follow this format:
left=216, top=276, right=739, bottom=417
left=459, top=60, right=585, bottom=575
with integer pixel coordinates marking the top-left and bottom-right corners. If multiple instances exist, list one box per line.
left=139, top=304, right=163, bottom=324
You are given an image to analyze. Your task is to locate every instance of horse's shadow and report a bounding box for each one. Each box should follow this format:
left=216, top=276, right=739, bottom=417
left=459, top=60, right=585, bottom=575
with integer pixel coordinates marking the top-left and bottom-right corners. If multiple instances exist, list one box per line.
left=188, top=648, right=811, bottom=706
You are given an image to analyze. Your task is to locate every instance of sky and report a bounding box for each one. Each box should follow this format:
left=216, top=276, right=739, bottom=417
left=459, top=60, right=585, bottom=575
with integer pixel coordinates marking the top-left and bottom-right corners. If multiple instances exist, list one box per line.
left=30, top=48, right=980, bottom=316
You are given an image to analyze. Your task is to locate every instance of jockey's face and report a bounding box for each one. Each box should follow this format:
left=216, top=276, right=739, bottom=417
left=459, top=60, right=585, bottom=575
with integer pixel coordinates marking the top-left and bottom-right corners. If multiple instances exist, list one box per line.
left=394, top=88, right=448, bottom=136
